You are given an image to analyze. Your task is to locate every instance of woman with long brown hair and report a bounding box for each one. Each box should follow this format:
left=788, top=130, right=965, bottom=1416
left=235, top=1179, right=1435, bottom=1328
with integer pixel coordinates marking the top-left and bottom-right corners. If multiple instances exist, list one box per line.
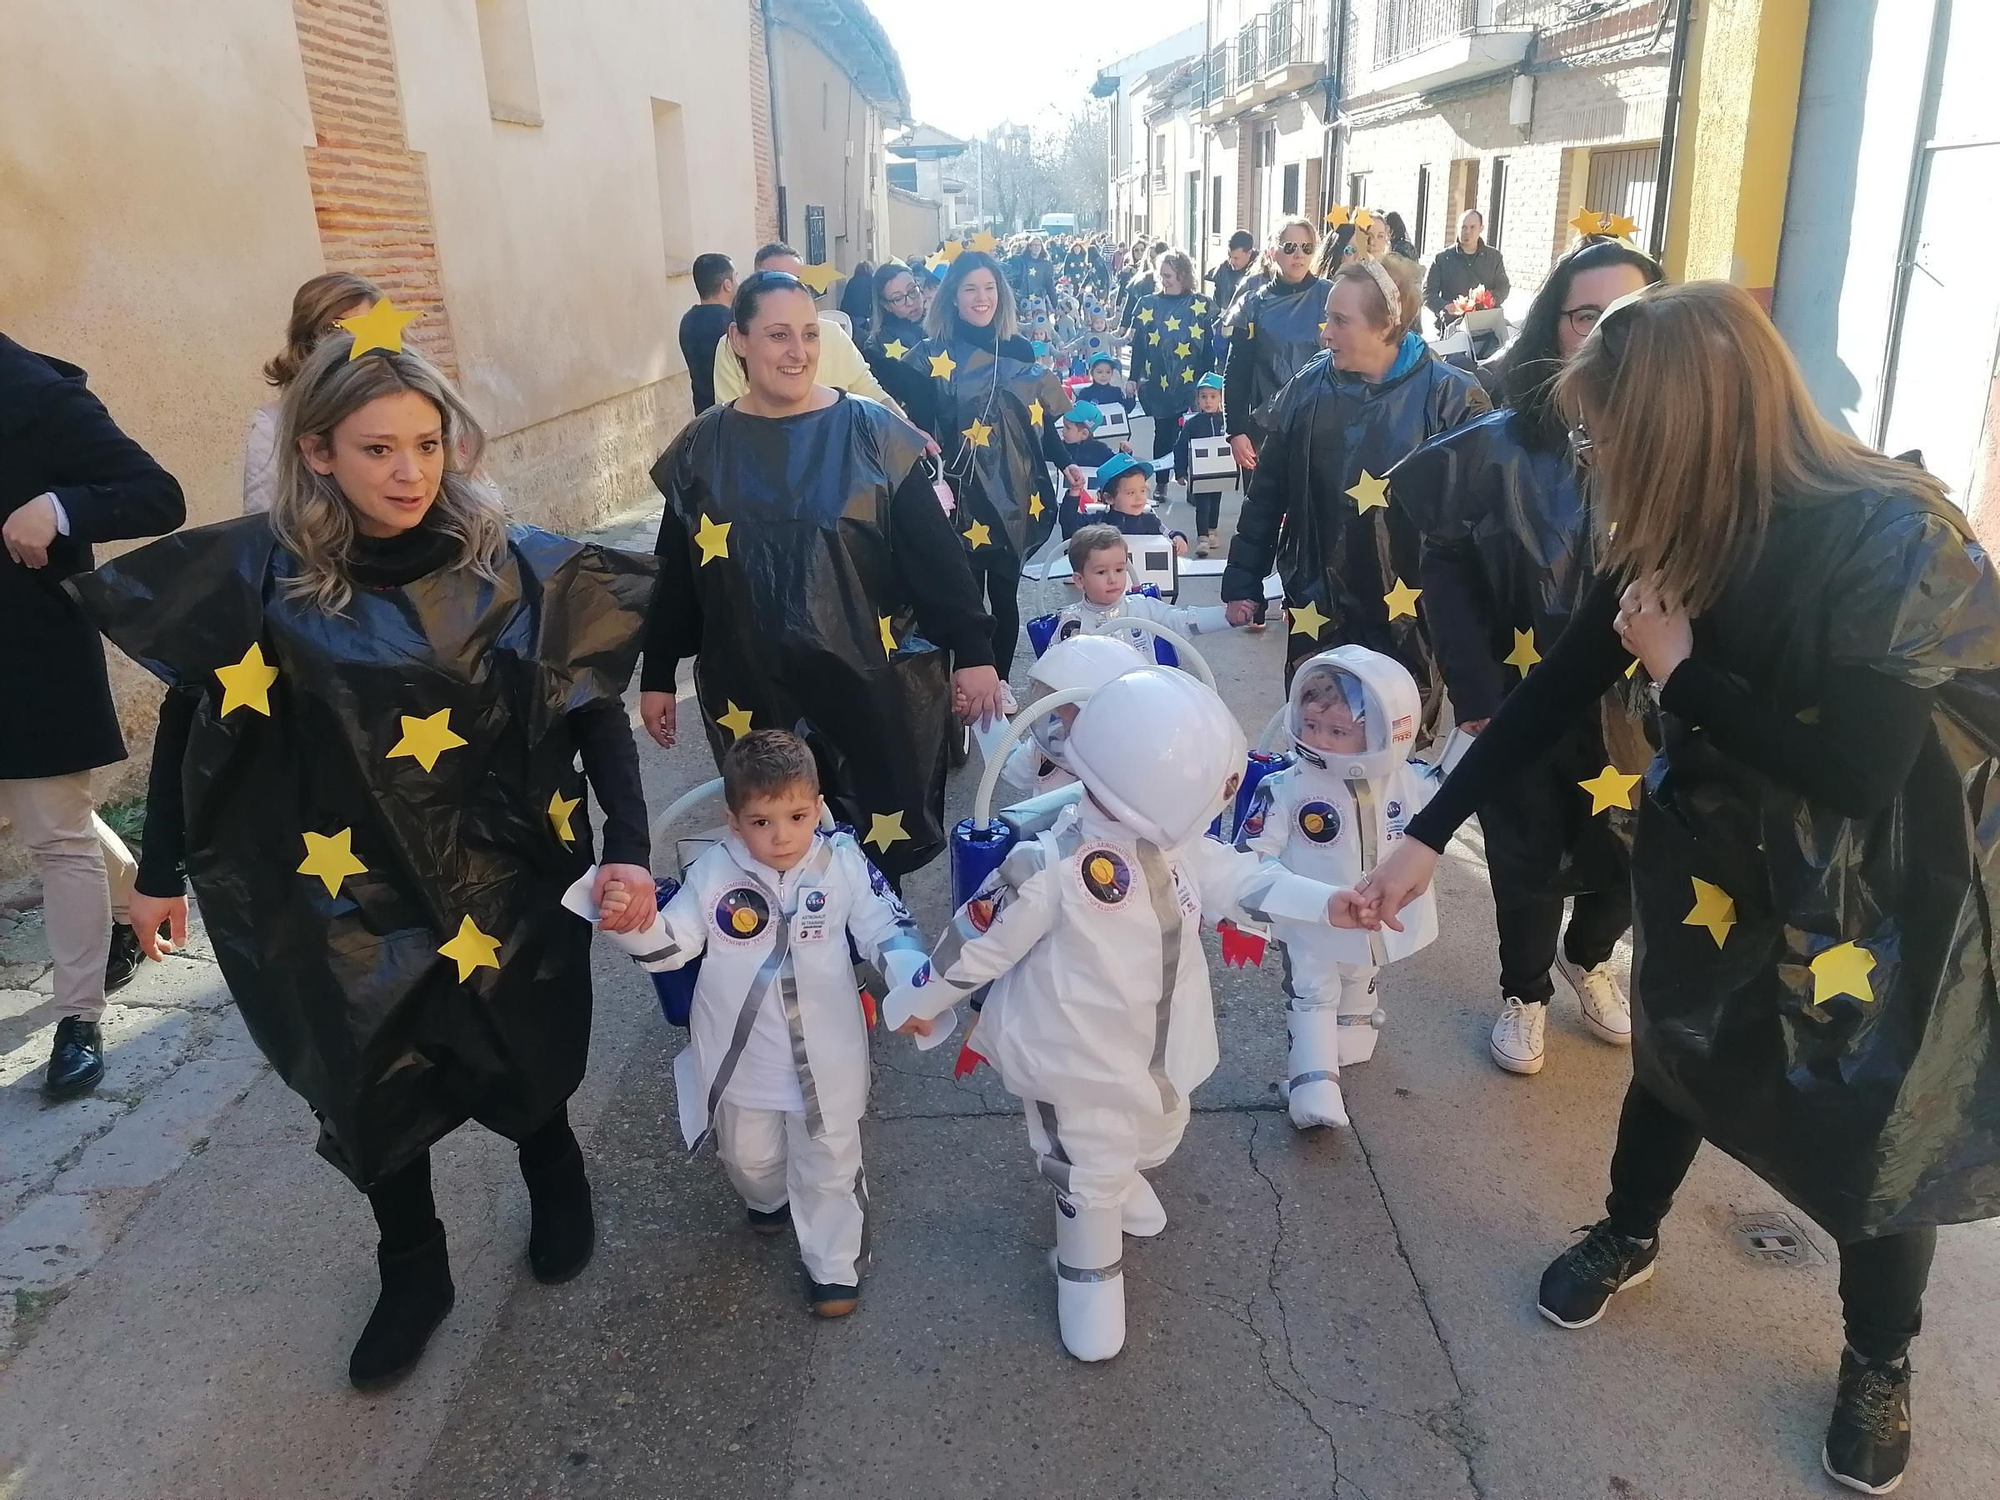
left=1359, top=281, right=2000, bottom=1493
left=242, top=272, right=379, bottom=513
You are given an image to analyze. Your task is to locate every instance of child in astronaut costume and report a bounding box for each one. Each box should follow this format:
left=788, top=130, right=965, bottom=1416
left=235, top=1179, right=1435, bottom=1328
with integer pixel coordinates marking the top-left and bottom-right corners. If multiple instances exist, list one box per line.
left=1000, top=633, right=1148, bottom=799
left=1236, top=647, right=1442, bottom=1131
left=605, top=731, right=930, bottom=1318
left=884, top=668, right=1366, bottom=1361
left=1050, top=523, right=1235, bottom=660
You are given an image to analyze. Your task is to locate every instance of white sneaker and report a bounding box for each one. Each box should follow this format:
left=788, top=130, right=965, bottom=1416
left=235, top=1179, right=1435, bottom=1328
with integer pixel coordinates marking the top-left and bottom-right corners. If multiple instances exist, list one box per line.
left=999, top=683, right=1019, bottom=715
left=1557, top=955, right=1632, bottom=1046
left=1490, top=996, right=1547, bottom=1075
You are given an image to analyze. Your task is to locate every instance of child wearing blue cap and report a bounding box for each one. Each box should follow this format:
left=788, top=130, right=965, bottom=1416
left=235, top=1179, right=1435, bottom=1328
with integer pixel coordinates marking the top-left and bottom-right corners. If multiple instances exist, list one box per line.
left=1075, top=353, right=1126, bottom=414
left=1174, top=372, right=1232, bottom=557
left=1092, top=453, right=1188, bottom=553
left=1057, top=404, right=1125, bottom=538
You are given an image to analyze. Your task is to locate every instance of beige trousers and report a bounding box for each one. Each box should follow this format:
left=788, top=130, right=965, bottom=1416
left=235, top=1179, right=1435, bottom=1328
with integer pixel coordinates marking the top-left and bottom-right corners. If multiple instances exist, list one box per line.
left=0, top=772, right=137, bottom=1022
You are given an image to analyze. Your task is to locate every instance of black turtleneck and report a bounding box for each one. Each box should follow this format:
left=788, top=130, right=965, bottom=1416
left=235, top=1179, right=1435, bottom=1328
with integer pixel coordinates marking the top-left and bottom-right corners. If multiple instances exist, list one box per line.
left=135, top=521, right=650, bottom=896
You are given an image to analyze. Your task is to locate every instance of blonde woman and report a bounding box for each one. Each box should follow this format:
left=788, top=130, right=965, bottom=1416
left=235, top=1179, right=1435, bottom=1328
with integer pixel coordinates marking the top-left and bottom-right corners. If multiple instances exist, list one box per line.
left=1221, top=217, right=1331, bottom=475
left=242, top=272, right=379, bottom=513
left=1359, top=282, right=2000, bottom=1494
left=72, top=332, right=657, bottom=1391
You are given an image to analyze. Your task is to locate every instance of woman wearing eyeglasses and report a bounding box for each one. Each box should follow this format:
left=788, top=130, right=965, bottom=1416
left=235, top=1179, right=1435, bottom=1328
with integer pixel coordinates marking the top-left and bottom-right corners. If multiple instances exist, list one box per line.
left=1390, top=241, right=1663, bottom=1078
left=1359, top=281, right=2000, bottom=1495
left=1221, top=218, right=1332, bottom=477
left=1220, top=254, right=1489, bottom=699
left=870, top=261, right=929, bottom=359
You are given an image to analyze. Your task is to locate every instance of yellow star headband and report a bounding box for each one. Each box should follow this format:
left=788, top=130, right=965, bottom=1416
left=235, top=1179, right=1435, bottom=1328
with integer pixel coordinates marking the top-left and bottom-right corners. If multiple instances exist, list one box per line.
left=336, top=297, right=419, bottom=359
left=1568, top=208, right=1639, bottom=241
left=1324, top=205, right=1374, bottom=230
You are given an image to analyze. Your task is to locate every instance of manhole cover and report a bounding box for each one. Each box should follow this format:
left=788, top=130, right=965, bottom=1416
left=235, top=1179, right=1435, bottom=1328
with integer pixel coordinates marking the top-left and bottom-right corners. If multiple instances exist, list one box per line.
left=1728, top=1210, right=1826, bottom=1266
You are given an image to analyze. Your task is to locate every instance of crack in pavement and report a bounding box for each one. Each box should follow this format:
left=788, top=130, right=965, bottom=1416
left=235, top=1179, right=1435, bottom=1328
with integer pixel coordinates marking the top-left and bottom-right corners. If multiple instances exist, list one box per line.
left=780, top=1307, right=823, bottom=1497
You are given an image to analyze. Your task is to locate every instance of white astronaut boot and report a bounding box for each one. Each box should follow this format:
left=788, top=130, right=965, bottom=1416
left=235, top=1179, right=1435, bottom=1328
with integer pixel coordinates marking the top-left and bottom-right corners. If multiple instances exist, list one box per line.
left=1282, top=995, right=1349, bottom=1129
left=1121, top=1174, right=1167, bottom=1237
left=1337, top=966, right=1386, bottom=1066
left=1053, top=1195, right=1126, bottom=1361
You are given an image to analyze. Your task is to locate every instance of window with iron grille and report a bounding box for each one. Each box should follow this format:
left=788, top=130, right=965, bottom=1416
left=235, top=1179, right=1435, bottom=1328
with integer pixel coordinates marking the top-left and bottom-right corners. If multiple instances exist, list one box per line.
left=1487, top=157, right=1510, bottom=249
left=1282, top=163, right=1300, bottom=215
left=1583, top=144, right=1662, bottom=253
left=805, top=205, right=827, bottom=265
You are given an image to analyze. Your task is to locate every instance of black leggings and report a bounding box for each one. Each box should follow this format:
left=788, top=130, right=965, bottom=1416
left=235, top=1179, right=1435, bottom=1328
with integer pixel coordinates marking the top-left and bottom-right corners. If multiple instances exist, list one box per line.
left=1149, top=415, right=1178, bottom=494
left=1603, top=1082, right=1936, bottom=1362
left=1495, top=886, right=1632, bottom=1003
left=366, top=1108, right=579, bottom=1253
left=970, top=543, right=1024, bottom=679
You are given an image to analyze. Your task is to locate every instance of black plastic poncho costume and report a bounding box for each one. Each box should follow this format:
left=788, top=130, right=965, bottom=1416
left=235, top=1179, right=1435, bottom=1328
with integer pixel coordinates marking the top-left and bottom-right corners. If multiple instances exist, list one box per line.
left=1221, top=345, right=1489, bottom=707
left=68, top=517, right=656, bottom=1188
left=650, top=397, right=957, bottom=876
left=1222, top=274, right=1330, bottom=438
left=902, top=334, right=1072, bottom=562
left=1393, top=407, right=1642, bottom=896
left=1636, top=491, right=2000, bottom=1238
left=1127, top=289, right=1216, bottom=420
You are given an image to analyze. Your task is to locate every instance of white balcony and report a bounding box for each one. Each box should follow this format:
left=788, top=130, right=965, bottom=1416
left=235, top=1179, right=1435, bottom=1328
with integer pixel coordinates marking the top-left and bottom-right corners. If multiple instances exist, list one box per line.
left=1363, top=0, right=1535, bottom=96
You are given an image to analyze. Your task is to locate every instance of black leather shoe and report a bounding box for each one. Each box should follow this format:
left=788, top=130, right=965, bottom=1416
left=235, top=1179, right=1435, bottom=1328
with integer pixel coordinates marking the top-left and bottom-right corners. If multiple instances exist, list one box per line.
left=44, top=1017, right=105, bottom=1098
left=349, top=1224, right=455, bottom=1391
left=522, top=1140, right=596, bottom=1284
left=105, top=923, right=144, bottom=994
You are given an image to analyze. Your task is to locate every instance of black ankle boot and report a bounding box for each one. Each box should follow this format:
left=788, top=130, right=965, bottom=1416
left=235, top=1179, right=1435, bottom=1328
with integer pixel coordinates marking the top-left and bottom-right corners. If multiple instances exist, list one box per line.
left=348, top=1223, right=454, bottom=1391
left=45, top=1017, right=105, bottom=1098
left=522, top=1139, right=595, bottom=1284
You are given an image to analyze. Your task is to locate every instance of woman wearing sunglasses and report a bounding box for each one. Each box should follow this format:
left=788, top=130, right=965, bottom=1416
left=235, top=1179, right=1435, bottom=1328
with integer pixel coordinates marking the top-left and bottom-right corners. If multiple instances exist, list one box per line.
left=1359, top=281, right=2000, bottom=1494
left=1221, top=217, right=1331, bottom=476
left=1390, top=240, right=1664, bottom=1078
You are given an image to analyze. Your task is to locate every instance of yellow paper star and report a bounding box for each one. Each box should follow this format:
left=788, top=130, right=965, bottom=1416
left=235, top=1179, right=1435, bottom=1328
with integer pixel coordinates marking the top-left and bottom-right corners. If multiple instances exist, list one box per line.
left=1190, top=299, right=1208, bottom=315
left=1625, top=660, right=1640, bottom=680
left=1180, top=366, right=1194, bottom=382
left=694, top=513, right=731, bottom=565
left=1811, top=941, right=1877, bottom=1007
left=965, top=520, right=992, bottom=549
left=1288, top=600, right=1328, bottom=639
left=215, top=642, right=279, bottom=718
left=1347, top=470, right=1389, bottom=513
left=387, top=708, right=468, bottom=772
left=1325, top=205, right=1351, bottom=228
left=1164, top=315, right=1181, bottom=332
left=1797, top=705, right=1821, bottom=724
left=968, top=230, right=999, bottom=254
left=547, top=790, right=581, bottom=846
left=438, top=914, right=502, bottom=982
left=1568, top=208, right=1615, bottom=238
left=1504, top=627, right=1541, bottom=674
left=1137, top=307, right=1154, bottom=325
left=1174, top=341, right=1192, bottom=359
left=1606, top=213, right=1639, bottom=240
left=1384, top=578, right=1422, bottom=621
left=717, top=701, right=755, bottom=741
left=878, top=615, right=897, bottom=655
left=939, top=239, right=964, bottom=263
left=296, top=828, right=367, bottom=898
left=928, top=349, right=957, bottom=379
left=796, top=262, right=838, bottom=295
left=337, top=297, right=418, bottom=359
left=1027, top=398, right=1044, bottom=428
left=1188, top=323, right=1205, bottom=339
left=1029, top=492, right=1045, bottom=519
left=924, top=252, right=947, bottom=273
left=883, top=339, right=909, bottom=361
left=1148, top=330, right=1161, bottom=346
left=1684, top=878, right=1736, bottom=948
left=1577, top=764, right=1641, bottom=814
left=963, top=417, right=994, bottom=448
left=864, top=810, right=910, bottom=851
left=1353, top=209, right=1374, bottom=230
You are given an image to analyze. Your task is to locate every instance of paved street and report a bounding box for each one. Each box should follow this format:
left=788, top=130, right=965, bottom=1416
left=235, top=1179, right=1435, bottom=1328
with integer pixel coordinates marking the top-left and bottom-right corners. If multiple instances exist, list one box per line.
left=2, top=487, right=1996, bottom=1500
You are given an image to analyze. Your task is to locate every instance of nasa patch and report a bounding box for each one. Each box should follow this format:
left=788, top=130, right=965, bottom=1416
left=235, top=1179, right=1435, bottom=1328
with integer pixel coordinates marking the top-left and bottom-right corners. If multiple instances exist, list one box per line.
left=966, top=886, right=1010, bottom=932
left=1239, top=784, right=1274, bottom=841
left=713, top=886, right=772, bottom=943
left=1385, top=801, right=1403, bottom=822
left=1057, top=616, right=1083, bottom=642
left=1297, top=800, right=1343, bottom=844
left=803, top=890, right=828, bottom=914
left=1077, top=845, right=1132, bottom=906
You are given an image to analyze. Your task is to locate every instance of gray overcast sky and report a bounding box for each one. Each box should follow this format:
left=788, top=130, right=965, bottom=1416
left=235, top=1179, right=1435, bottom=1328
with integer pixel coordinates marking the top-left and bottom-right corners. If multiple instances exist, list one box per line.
left=866, top=0, right=1206, bottom=137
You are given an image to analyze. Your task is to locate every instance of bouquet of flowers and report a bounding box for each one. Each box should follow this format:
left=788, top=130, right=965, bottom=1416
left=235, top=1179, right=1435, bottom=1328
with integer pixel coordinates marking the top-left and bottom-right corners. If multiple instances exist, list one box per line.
left=1445, top=285, right=1498, bottom=319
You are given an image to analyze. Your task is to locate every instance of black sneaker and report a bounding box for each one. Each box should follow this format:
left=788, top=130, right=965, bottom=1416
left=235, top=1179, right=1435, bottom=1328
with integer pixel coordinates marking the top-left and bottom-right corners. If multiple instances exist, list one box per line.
left=809, top=1279, right=859, bottom=1318
left=1536, top=1220, right=1658, bottom=1329
left=44, top=1017, right=105, bottom=1099
left=105, top=922, right=144, bottom=994
left=746, top=1204, right=791, bottom=1236
left=1822, top=1348, right=1911, bottom=1494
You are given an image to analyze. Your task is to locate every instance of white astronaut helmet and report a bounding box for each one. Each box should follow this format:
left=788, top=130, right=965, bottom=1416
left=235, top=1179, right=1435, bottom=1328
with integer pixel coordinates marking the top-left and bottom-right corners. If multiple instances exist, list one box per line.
left=1286, top=645, right=1421, bottom=782
left=1065, top=666, right=1248, bottom=846
left=1022, top=634, right=1149, bottom=763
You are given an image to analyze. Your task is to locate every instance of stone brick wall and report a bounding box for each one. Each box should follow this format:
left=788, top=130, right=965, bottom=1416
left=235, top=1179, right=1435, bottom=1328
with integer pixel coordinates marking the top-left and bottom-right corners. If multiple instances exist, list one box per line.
left=484, top=377, right=692, bottom=539
left=747, top=0, right=780, bottom=244
left=292, top=0, right=459, bottom=377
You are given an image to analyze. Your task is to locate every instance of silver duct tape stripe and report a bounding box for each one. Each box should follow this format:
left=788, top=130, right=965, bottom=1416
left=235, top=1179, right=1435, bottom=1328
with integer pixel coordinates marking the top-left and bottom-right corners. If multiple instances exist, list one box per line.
left=700, top=921, right=794, bottom=1146
left=1236, top=871, right=1279, bottom=928
left=631, top=942, right=681, bottom=967
left=1286, top=996, right=1337, bottom=1013
left=1290, top=1070, right=1341, bottom=1087
left=1135, top=842, right=1183, bottom=1114
left=854, top=1164, right=872, bottom=1276
left=1035, top=1100, right=1074, bottom=1192
left=878, top=928, right=927, bottom=958
left=1056, top=1259, right=1125, bottom=1283
left=780, top=969, right=825, bottom=1138
left=1337, top=1013, right=1378, bottom=1026
left=1349, top=779, right=1387, bottom=966
left=926, top=906, right=989, bottom=991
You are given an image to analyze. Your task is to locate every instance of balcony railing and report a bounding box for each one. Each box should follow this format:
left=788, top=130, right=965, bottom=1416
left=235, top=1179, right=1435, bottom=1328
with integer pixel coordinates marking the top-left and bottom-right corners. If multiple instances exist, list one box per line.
left=1373, top=0, right=1629, bottom=69
left=1205, top=43, right=1230, bottom=104
left=1235, top=19, right=1264, bottom=85
left=1205, top=4, right=1316, bottom=106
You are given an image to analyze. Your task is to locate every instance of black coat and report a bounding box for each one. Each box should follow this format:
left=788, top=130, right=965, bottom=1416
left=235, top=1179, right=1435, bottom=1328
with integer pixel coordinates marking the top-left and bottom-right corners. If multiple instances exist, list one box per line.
left=1394, top=408, right=1641, bottom=897
left=1221, top=275, right=1330, bottom=439
left=0, top=334, right=185, bottom=779
left=1126, top=290, right=1218, bottom=418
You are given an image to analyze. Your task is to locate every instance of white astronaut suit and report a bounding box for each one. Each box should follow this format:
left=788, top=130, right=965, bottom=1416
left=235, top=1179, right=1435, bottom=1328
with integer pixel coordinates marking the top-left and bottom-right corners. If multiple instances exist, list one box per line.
left=999, top=633, right=1149, bottom=799
left=884, top=668, right=1355, bottom=1361
left=1236, top=646, right=1441, bottom=1130
left=628, top=828, right=928, bottom=1290
left=1047, top=589, right=1233, bottom=662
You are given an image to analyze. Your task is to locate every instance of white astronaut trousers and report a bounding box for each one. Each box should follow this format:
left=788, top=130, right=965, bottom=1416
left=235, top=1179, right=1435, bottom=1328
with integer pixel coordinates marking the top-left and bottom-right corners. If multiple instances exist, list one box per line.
left=1024, top=1098, right=1190, bottom=1361
left=713, top=1103, right=868, bottom=1286
left=1282, top=958, right=1383, bottom=1130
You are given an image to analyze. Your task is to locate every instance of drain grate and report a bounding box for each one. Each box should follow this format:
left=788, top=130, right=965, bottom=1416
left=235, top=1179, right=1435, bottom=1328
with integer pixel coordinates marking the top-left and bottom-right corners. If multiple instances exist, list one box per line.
left=1728, top=1210, right=1826, bottom=1266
